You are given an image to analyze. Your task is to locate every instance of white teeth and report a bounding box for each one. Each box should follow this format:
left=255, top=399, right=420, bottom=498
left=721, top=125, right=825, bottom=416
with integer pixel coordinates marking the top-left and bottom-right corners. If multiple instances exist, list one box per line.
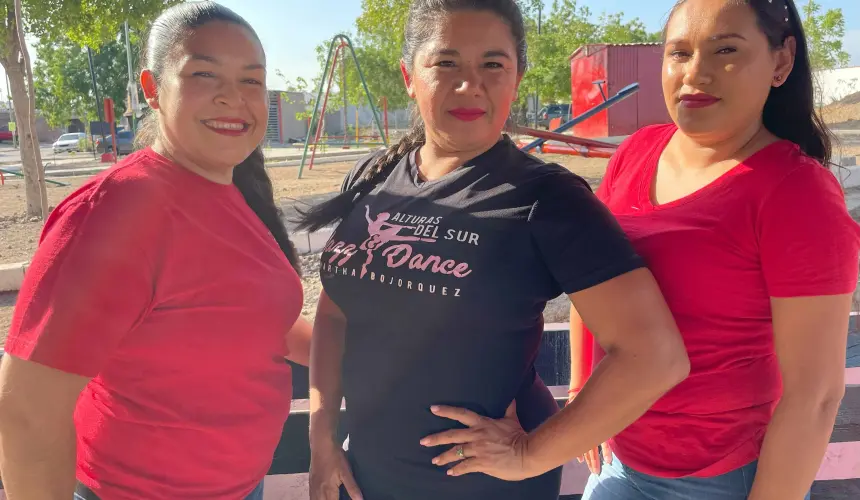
left=204, top=120, right=246, bottom=131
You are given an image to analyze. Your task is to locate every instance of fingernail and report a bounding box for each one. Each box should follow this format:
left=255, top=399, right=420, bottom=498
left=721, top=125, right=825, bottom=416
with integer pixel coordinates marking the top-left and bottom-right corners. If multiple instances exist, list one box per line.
left=420, top=439, right=428, bottom=446
left=447, top=469, right=454, bottom=475
left=431, top=406, right=440, bottom=413
left=432, top=458, right=438, bottom=464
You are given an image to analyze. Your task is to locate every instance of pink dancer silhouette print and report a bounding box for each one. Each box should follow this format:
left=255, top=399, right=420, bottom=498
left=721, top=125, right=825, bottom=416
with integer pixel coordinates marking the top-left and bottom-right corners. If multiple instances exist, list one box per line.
left=360, top=205, right=434, bottom=278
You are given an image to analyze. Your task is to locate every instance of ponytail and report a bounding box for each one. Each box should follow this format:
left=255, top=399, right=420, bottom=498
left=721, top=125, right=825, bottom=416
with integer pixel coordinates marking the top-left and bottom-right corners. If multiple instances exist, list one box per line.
left=296, top=110, right=426, bottom=232
left=233, top=148, right=301, bottom=274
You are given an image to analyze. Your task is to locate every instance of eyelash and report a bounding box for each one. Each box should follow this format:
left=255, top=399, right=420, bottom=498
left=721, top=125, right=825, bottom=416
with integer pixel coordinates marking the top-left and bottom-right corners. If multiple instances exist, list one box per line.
left=670, top=47, right=737, bottom=59
left=435, top=61, right=505, bottom=69
left=193, top=72, right=263, bottom=85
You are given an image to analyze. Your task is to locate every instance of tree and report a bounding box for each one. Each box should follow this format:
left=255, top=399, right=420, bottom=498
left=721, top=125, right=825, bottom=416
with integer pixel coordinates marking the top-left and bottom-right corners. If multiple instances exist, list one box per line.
left=340, top=0, right=656, bottom=116
left=801, top=0, right=849, bottom=71
left=520, top=1, right=656, bottom=104
left=34, top=31, right=143, bottom=129
left=1, top=0, right=175, bottom=218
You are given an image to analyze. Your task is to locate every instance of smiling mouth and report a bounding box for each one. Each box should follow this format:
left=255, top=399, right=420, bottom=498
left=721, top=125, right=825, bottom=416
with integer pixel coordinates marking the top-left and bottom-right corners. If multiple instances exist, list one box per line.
left=202, top=119, right=251, bottom=135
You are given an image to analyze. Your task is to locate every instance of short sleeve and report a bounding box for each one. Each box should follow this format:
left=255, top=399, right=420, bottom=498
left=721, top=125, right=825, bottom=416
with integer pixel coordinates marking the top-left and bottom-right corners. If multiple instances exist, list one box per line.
left=530, top=169, right=645, bottom=295
left=5, top=174, right=165, bottom=377
left=758, top=163, right=860, bottom=297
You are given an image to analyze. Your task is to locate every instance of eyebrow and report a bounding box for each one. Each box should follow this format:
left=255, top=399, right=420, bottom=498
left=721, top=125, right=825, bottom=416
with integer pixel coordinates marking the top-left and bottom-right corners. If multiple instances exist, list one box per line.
left=190, top=53, right=265, bottom=70
left=431, top=49, right=512, bottom=59
left=666, top=33, right=747, bottom=45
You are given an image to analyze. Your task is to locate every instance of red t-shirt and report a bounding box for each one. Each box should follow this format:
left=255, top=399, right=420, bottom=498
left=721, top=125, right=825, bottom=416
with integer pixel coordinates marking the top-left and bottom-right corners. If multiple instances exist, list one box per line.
left=5, top=149, right=302, bottom=499
left=590, top=124, right=860, bottom=477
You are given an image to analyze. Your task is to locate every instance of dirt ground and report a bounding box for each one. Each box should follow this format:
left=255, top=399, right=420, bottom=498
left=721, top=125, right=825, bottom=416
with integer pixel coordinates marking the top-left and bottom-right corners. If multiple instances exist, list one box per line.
left=822, top=91, right=860, bottom=129
left=0, top=155, right=608, bottom=344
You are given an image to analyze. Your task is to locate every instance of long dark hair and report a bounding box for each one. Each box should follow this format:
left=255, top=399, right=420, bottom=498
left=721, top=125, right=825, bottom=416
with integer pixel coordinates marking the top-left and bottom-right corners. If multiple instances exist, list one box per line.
left=296, top=0, right=528, bottom=232
left=136, top=1, right=299, bottom=272
left=664, top=0, right=832, bottom=166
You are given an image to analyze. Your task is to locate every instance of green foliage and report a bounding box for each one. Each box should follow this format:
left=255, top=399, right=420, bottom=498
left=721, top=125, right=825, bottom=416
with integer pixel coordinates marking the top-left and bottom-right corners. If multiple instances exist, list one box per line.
left=801, top=0, right=849, bottom=71
left=300, top=0, right=659, bottom=119
left=34, top=31, right=143, bottom=128
left=24, top=0, right=180, bottom=49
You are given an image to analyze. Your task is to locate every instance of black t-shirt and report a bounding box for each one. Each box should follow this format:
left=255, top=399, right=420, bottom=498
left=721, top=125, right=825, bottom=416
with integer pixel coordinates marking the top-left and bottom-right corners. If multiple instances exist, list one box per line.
left=320, top=136, right=643, bottom=500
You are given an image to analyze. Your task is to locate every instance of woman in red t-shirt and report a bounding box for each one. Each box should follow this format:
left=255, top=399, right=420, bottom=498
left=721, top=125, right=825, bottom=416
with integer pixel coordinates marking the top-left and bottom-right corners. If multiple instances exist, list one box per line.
left=567, top=0, right=860, bottom=498
left=0, top=3, right=309, bottom=500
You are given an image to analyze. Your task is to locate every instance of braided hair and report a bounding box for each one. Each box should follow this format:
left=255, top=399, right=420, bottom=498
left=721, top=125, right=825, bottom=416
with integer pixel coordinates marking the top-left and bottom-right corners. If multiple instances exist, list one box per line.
left=296, top=0, right=527, bottom=232
left=663, top=0, right=833, bottom=166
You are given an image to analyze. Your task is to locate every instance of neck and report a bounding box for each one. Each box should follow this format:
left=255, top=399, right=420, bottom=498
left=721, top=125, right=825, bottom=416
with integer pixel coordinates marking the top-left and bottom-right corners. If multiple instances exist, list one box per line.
left=152, top=139, right=234, bottom=185
left=415, top=136, right=502, bottom=181
left=673, top=120, right=772, bottom=170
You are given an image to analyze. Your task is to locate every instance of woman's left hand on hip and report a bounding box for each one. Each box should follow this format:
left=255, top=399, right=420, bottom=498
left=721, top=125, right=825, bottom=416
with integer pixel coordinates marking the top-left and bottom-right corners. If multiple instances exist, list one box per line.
left=420, top=400, right=534, bottom=481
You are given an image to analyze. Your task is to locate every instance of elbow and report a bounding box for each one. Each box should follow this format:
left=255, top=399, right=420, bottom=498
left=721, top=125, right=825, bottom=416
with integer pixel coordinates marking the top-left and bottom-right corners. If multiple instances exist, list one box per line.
left=644, top=328, right=690, bottom=393
left=659, top=340, right=691, bottom=389
left=781, top=382, right=845, bottom=422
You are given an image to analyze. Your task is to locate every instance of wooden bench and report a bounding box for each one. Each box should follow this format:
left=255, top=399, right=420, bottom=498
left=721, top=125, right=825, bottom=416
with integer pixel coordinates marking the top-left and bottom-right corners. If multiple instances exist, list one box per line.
left=0, top=328, right=858, bottom=498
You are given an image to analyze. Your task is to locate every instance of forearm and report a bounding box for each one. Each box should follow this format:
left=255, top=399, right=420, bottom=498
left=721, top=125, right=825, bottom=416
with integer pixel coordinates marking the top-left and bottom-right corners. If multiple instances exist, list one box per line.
left=309, top=314, right=347, bottom=448
left=749, top=394, right=842, bottom=500
left=0, top=417, right=77, bottom=499
left=525, top=347, right=687, bottom=475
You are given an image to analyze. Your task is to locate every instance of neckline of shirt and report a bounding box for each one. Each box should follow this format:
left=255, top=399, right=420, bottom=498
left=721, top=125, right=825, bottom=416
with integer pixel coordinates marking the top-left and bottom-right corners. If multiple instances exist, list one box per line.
left=405, top=135, right=515, bottom=189
left=142, top=147, right=240, bottom=194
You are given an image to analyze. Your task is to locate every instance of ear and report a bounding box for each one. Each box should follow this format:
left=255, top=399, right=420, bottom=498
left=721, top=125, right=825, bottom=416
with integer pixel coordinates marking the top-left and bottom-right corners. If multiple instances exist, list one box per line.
left=514, top=73, right=524, bottom=102
left=772, top=36, right=796, bottom=88
left=140, top=69, right=160, bottom=110
left=400, top=60, right=416, bottom=99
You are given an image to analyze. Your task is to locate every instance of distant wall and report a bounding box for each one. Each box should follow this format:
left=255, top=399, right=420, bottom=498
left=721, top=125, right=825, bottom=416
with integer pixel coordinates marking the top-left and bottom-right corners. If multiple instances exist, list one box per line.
left=815, top=67, right=860, bottom=106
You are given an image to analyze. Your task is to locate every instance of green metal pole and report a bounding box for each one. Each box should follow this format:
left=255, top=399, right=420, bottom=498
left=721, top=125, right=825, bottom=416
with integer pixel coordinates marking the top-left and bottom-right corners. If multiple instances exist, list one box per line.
left=297, top=38, right=339, bottom=179
left=340, top=34, right=388, bottom=146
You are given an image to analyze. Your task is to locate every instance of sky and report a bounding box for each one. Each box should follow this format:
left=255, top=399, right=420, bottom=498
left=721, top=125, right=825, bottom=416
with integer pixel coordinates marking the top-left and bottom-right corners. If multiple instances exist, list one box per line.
left=0, top=0, right=857, bottom=100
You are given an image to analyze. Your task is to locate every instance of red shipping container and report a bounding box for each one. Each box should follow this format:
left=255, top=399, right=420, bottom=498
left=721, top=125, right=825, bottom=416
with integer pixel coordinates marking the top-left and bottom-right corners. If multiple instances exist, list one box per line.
left=569, top=43, right=671, bottom=139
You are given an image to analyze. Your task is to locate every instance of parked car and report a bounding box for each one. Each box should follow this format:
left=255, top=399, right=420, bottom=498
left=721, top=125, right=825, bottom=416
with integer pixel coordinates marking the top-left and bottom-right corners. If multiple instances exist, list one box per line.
left=0, top=130, right=14, bottom=142
left=52, top=132, right=87, bottom=153
left=95, top=130, right=135, bottom=155
left=536, top=103, right=572, bottom=129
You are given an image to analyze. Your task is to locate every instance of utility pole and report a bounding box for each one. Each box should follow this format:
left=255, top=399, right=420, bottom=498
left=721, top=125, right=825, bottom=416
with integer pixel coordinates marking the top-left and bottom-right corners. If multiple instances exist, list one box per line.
left=124, top=21, right=138, bottom=134
left=533, top=2, right=542, bottom=129
left=6, top=74, right=15, bottom=149
left=87, top=46, right=106, bottom=157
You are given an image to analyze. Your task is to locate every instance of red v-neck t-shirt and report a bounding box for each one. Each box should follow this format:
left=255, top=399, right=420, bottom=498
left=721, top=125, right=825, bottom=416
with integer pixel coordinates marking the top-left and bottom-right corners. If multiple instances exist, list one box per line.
left=591, top=124, right=860, bottom=477
left=6, top=148, right=302, bottom=499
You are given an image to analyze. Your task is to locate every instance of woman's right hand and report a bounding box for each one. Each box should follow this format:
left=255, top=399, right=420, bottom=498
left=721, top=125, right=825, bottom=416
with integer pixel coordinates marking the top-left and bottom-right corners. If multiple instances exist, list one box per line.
left=578, top=441, right=612, bottom=475
left=309, top=441, right=363, bottom=500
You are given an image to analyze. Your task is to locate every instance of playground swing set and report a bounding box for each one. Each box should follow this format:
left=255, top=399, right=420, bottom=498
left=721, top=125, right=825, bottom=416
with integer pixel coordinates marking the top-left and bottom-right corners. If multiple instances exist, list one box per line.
left=297, top=35, right=390, bottom=179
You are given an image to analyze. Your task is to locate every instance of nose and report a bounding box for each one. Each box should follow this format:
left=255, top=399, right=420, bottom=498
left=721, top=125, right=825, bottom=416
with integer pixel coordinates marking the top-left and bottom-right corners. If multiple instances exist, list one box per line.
left=454, top=65, right=484, bottom=96
left=214, top=80, right=243, bottom=107
left=682, top=53, right=714, bottom=88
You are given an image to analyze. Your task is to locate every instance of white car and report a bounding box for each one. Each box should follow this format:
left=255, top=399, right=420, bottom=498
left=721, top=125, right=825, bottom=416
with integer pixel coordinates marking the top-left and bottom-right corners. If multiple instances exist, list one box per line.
left=52, top=132, right=86, bottom=154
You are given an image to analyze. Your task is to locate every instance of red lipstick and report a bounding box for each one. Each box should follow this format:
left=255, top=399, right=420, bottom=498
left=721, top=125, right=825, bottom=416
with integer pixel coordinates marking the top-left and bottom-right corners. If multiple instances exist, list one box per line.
left=679, top=93, right=720, bottom=109
left=448, top=108, right=486, bottom=122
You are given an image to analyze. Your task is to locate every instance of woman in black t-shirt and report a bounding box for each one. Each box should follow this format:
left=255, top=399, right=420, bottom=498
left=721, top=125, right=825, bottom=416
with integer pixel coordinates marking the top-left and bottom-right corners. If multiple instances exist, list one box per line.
left=298, top=1, right=690, bottom=499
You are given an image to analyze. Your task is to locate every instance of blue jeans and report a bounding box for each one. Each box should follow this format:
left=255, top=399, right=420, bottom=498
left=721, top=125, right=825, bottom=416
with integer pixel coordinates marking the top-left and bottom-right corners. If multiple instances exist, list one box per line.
left=73, top=481, right=264, bottom=499
left=582, top=454, right=811, bottom=500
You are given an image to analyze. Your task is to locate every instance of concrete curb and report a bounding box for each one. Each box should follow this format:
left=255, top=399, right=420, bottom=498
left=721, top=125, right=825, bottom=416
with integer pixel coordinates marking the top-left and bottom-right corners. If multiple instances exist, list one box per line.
left=0, top=262, right=26, bottom=292
left=0, top=149, right=374, bottom=179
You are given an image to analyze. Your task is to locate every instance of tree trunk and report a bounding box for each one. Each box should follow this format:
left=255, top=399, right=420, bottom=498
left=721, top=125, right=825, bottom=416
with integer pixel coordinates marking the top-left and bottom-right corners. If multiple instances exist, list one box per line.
left=0, top=1, right=47, bottom=218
